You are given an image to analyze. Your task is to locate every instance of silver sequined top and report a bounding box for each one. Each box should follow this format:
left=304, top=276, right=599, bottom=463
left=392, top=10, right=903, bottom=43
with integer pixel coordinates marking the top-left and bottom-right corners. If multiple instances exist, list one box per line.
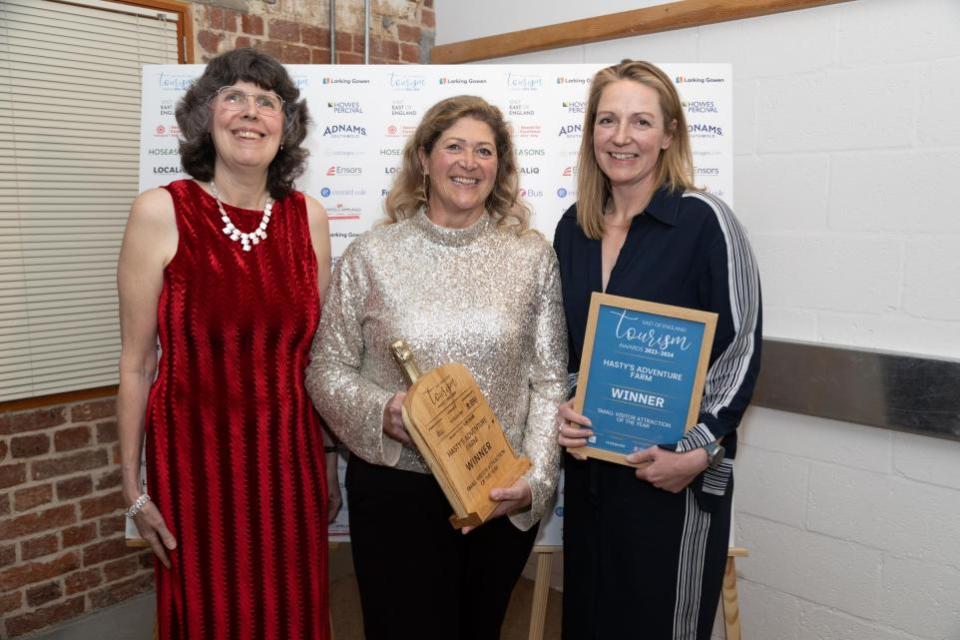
left=306, top=209, right=567, bottom=531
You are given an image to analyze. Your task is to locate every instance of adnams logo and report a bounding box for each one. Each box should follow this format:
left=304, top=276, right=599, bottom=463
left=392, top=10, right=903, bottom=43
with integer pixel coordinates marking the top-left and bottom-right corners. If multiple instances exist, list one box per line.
left=322, top=124, right=367, bottom=138
left=687, top=123, right=723, bottom=137
left=558, top=124, right=582, bottom=138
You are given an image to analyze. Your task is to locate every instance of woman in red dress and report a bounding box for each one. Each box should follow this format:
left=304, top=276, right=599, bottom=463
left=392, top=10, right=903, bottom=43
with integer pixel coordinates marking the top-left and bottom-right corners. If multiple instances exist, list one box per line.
left=116, top=48, right=337, bottom=639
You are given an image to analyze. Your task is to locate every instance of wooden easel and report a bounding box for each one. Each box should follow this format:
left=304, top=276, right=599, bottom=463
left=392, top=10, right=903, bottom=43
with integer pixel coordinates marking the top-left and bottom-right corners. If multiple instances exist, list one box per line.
left=722, top=547, right=749, bottom=640
left=525, top=546, right=749, bottom=640
left=527, top=546, right=557, bottom=640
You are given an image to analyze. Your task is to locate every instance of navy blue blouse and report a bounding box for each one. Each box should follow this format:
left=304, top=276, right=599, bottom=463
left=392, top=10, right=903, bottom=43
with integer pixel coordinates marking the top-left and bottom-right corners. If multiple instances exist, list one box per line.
left=553, top=187, right=762, bottom=471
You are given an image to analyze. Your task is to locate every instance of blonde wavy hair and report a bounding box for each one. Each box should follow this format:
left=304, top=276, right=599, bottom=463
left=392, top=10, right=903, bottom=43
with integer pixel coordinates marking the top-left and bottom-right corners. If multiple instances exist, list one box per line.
left=384, top=95, right=530, bottom=233
left=577, top=60, right=696, bottom=240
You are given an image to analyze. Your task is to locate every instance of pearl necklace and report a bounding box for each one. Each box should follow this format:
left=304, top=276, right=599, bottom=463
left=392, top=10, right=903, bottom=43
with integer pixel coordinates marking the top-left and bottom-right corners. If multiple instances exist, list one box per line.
left=210, top=183, right=273, bottom=252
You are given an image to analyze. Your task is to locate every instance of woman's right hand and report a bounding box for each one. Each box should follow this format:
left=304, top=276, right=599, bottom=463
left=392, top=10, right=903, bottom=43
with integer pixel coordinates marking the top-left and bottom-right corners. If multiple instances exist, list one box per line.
left=557, top=398, right=593, bottom=460
left=382, top=391, right=412, bottom=445
left=129, top=499, right=177, bottom=569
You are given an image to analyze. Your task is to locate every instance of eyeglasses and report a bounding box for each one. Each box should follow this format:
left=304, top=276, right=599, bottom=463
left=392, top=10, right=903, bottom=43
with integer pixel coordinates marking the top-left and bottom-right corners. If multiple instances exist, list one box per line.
left=214, top=86, right=285, bottom=116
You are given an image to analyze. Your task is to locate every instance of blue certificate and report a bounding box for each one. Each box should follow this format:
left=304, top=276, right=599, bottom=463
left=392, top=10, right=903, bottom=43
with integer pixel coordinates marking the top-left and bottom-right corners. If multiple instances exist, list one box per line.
left=573, top=293, right=717, bottom=465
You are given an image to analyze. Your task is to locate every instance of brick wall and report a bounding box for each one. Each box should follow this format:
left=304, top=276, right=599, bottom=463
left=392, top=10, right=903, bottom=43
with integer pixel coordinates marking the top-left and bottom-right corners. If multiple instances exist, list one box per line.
left=0, top=2, right=436, bottom=636
left=0, top=399, right=153, bottom=638
left=193, top=0, right=435, bottom=65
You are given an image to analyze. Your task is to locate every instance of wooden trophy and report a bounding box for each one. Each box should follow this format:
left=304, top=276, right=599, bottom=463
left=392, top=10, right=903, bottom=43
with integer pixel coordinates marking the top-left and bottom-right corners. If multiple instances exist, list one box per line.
left=391, top=339, right=531, bottom=528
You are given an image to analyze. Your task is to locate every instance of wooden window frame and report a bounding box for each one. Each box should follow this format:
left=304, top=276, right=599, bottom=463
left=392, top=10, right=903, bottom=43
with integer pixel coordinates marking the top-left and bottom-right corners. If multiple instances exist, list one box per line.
left=0, top=0, right=191, bottom=413
left=430, top=0, right=853, bottom=64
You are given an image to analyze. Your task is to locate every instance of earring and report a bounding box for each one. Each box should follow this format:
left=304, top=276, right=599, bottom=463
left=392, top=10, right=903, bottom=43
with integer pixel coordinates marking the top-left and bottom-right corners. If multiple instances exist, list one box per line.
left=420, top=172, right=430, bottom=202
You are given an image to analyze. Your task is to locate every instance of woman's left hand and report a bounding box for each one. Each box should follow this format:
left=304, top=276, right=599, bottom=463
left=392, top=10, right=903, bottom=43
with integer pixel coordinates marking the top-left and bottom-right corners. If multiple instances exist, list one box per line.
left=325, top=452, right=342, bottom=523
left=625, top=446, right=709, bottom=493
left=461, top=478, right=533, bottom=534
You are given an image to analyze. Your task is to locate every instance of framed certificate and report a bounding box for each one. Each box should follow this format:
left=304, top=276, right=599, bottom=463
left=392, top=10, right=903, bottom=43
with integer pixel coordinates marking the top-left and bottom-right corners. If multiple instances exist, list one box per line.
left=573, top=293, right=717, bottom=466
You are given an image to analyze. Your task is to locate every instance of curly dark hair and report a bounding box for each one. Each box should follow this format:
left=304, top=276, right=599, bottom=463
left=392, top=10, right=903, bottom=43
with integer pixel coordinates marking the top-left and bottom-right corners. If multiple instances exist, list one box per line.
left=175, top=48, right=310, bottom=200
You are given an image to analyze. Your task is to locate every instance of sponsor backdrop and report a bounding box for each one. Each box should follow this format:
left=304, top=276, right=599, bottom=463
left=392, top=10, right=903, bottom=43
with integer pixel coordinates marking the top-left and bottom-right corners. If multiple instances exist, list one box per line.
left=137, top=64, right=733, bottom=547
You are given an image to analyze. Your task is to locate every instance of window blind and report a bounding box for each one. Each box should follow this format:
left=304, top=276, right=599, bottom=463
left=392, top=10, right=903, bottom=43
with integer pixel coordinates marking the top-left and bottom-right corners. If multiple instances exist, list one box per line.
left=0, top=0, right=180, bottom=402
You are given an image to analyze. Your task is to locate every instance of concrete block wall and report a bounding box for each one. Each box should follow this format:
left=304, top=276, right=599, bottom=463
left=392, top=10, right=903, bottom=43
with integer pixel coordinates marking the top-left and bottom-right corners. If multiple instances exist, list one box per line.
left=444, top=1, right=960, bottom=638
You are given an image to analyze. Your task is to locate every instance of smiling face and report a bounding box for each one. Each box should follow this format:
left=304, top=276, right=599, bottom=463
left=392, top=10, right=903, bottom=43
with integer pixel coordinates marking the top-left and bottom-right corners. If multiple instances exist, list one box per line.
left=209, top=80, right=285, bottom=174
left=592, top=79, right=674, bottom=193
left=418, top=117, right=498, bottom=228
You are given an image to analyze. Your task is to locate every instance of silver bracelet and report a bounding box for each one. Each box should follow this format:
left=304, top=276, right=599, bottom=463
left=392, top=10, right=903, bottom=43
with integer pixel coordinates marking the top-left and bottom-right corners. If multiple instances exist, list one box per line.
left=125, top=493, right=151, bottom=519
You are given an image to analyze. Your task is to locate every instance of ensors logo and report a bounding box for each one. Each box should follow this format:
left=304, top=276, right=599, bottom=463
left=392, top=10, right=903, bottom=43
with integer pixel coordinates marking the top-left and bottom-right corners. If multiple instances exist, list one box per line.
left=322, top=124, right=367, bottom=138
left=519, top=166, right=539, bottom=175
left=152, top=166, right=182, bottom=174
left=556, top=77, right=588, bottom=85
left=558, top=124, right=582, bottom=137
left=506, top=73, right=543, bottom=91
left=390, top=73, right=425, bottom=91
left=562, top=101, right=585, bottom=113
left=688, top=123, right=723, bottom=136
left=326, top=165, right=362, bottom=176
left=562, top=166, right=577, bottom=177
left=683, top=100, right=719, bottom=113
left=327, top=101, right=363, bottom=114
left=518, top=148, right=545, bottom=157
left=695, top=167, right=720, bottom=176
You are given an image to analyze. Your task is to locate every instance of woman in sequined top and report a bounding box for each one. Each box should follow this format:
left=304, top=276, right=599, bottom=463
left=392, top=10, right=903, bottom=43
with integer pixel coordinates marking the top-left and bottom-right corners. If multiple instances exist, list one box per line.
left=306, top=95, right=567, bottom=639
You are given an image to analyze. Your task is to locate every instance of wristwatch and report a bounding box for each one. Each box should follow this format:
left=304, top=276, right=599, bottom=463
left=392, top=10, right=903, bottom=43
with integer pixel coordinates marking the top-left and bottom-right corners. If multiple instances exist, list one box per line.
left=702, top=441, right=725, bottom=469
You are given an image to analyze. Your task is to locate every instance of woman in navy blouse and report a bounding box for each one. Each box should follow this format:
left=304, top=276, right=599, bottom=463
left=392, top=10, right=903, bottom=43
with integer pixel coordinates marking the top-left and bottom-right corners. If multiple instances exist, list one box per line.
left=555, top=60, right=762, bottom=640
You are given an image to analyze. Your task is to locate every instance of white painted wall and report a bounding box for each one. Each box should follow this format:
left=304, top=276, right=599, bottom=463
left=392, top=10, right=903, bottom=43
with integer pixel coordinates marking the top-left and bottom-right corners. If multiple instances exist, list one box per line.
left=437, top=1, right=960, bottom=638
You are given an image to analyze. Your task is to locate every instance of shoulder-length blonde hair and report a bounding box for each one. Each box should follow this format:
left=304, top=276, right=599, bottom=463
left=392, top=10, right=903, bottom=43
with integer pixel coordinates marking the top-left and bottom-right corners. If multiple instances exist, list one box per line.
left=384, top=95, right=530, bottom=233
left=576, top=60, right=696, bottom=239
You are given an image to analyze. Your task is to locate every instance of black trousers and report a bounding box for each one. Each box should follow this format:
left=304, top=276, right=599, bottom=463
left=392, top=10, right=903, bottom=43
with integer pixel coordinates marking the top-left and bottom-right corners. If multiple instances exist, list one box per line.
left=346, top=455, right=538, bottom=640
left=562, top=454, right=732, bottom=640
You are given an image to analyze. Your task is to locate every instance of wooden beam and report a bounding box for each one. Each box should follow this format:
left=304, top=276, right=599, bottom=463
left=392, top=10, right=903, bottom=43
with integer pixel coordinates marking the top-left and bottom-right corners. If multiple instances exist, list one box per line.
left=431, top=0, right=853, bottom=64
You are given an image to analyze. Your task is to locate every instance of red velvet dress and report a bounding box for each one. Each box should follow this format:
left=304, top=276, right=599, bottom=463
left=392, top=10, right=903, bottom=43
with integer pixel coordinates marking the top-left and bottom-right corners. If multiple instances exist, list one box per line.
left=145, top=179, right=329, bottom=639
